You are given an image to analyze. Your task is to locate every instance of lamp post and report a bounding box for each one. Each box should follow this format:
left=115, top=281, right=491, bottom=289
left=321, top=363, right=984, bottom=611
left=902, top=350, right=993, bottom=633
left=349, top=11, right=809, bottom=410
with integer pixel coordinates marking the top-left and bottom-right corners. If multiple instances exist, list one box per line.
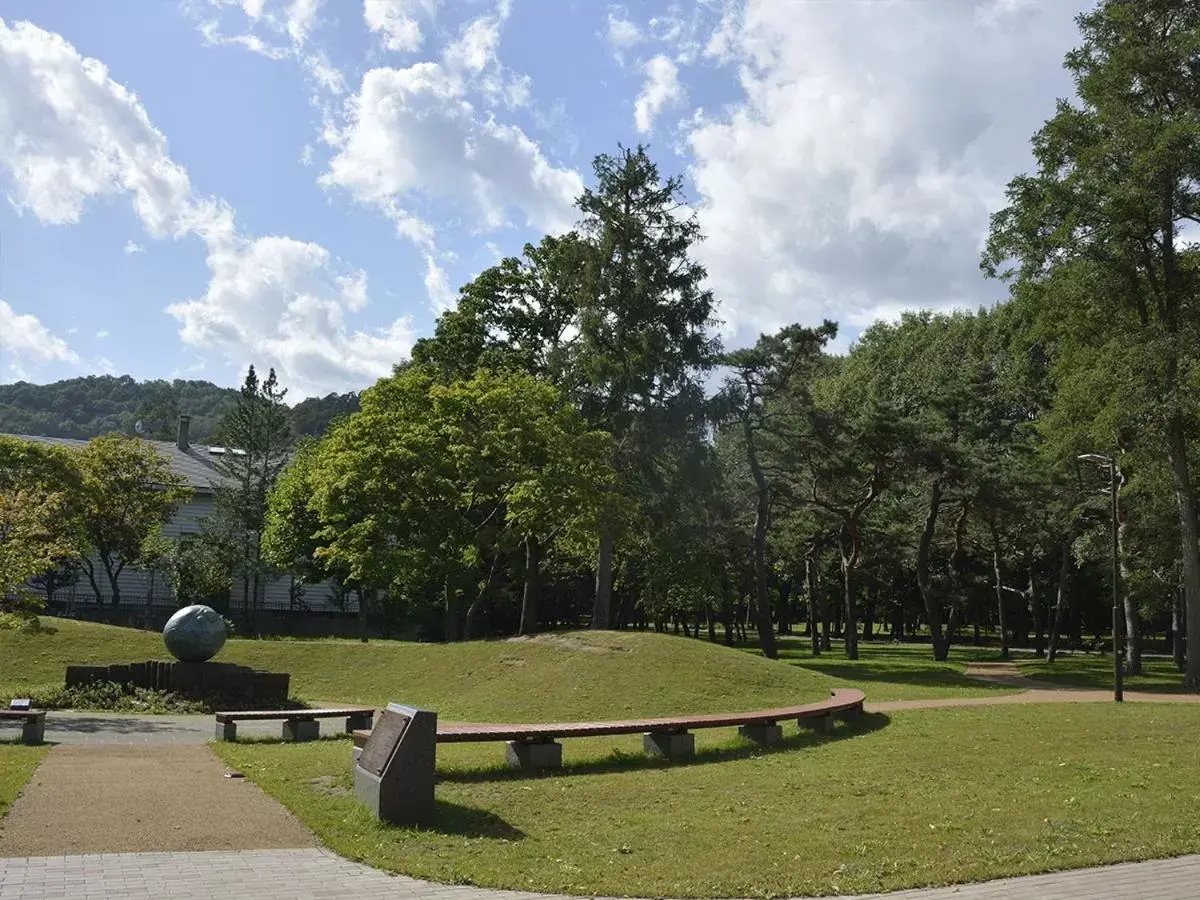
left=1079, top=453, right=1123, bottom=702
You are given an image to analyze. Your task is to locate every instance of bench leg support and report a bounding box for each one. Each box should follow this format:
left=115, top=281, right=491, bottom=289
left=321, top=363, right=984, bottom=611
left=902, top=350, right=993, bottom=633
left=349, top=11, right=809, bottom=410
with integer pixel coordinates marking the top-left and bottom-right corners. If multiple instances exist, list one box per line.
left=738, top=723, right=783, bottom=746
left=836, top=704, right=862, bottom=723
left=345, top=714, right=373, bottom=733
left=643, top=731, right=695, bottom=761
left=215, top=721, right=237, bottom=742
left=21, top=718, right=45, bottom=745
left=506, top=739, right=562, bottom=770
left=799, top=713, right=833, bottom=735
left=283, top=719, right=320, bottom=742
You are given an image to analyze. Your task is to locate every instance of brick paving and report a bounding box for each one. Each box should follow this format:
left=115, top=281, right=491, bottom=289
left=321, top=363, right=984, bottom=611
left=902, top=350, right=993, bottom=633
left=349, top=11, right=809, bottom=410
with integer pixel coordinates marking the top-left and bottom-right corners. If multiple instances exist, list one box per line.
left=1, top=849, right=1199, bottom=899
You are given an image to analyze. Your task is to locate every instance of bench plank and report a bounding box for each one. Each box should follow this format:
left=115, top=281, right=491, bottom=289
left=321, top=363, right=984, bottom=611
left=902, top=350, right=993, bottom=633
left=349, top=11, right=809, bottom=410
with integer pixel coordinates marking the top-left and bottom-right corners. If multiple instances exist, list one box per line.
left=0, top=710, right=45, bottom=721
left=215, top=707, right=373, bottom=723
left=351, top=689, right=864, bottom=748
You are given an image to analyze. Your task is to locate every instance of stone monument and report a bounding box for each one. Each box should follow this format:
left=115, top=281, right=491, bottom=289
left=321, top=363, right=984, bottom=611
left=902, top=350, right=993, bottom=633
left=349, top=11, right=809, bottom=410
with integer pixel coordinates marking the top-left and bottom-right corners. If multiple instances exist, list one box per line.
left=163, top=604, right=227, bottom=662
left=354, top=703, right=437, bottom=826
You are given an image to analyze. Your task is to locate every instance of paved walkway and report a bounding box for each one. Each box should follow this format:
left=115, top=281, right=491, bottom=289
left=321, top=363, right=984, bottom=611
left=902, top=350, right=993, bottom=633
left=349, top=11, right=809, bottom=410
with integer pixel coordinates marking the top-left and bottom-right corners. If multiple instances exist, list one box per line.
left=0, top=745, right=314, bottom=857
left=1, top=849, right=1197, bottom=899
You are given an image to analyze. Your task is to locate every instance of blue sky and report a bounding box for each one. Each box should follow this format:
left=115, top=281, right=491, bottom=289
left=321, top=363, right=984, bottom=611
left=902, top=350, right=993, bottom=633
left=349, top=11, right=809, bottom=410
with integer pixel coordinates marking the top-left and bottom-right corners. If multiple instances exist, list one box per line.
left=0, top=0, right=1092, bottom=398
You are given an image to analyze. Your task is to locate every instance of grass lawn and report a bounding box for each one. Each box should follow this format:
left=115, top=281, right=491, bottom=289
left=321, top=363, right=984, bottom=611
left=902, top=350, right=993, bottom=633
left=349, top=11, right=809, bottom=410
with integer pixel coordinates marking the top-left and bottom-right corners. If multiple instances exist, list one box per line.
left=769, top=635, right=1014, bottom=701
left=215, top=703, right=1200, bottom=898
left=2, top=619, right=841, bottom=718
left=1020, top=655, right=1190, bottom=693
left=0, top=744, right=49, bottom=823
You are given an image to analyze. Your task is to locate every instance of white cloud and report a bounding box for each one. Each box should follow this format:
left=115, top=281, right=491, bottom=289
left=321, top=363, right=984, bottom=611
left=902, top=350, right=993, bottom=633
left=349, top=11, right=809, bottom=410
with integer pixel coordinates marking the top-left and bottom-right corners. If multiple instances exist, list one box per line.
left=606, top=10, right=643, bottom=54
left=634, top=55, right=683, bottom=134
left=0, top=300, right=79, bottom=364
left=95, top=329, right=110, bottom=339
left=168, top=236, right=413, bottom=396
left=0, top=17, right=409, bottom=397
left=364, top=0, right=436, bottom=53
left=686, top=0, right=1088, bottom=341
left=124, top=240, right=145, bottom=254
left=285, top=0, right=321, bottom=45
left=323, top=62, right=582, bottom=236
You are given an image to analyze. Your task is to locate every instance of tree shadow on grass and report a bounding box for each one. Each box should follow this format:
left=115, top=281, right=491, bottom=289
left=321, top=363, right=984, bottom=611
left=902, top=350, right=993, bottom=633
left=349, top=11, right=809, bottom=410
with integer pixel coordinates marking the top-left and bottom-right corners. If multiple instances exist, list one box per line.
left=438, top=712, right=891, bottom=784
left=790, top=661, right=1012, bottom=693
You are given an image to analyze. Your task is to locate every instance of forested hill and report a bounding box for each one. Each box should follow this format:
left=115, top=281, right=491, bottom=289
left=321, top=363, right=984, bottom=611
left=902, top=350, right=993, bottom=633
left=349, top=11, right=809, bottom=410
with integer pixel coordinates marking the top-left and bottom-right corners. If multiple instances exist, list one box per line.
left=0, top=375, right=360, bottom=442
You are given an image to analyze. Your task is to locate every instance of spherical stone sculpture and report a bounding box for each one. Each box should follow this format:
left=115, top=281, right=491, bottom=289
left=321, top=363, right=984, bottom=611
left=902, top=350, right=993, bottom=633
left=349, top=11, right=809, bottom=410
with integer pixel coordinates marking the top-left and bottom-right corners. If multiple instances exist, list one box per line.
left=163, top=604, right=227, bottom=662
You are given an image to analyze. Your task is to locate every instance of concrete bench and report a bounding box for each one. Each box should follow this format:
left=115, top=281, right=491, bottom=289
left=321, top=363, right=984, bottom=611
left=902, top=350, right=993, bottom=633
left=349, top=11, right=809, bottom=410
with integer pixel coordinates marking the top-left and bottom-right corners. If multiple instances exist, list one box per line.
left=0, top=709, right=46, bottom=744
left=214, top=707, right=374, bottom=742
left=351, top=688, right=865, bottom=770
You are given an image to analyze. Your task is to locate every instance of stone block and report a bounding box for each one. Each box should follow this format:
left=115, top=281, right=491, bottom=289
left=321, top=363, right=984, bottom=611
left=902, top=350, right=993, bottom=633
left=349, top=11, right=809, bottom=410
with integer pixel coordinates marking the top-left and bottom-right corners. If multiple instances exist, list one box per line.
left=352, top=745, right=363, bottom=765
left=65, top=665, right=107, bottom=688
left=215, top=721, right=238, bottom=742
left=799, top=713, right=833, bottom=734
left=643, top=731, right=695, bottom=760
left=738, top=723, right=784, bottom=746
left=345, top=713, right=373, bottom=733
left=21, top=716, right=44, bottom=745
left=835, top=704, right=861, bottom=723
left=506, top=739, right=563, bottom=770
left=355, top=704, right=437, bottom=826
left=283, top=718, right=320, bottom=742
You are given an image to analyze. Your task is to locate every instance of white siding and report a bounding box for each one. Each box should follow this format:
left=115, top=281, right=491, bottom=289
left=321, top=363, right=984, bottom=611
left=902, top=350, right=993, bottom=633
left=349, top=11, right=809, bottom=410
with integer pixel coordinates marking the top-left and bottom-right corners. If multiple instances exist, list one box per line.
left=39, top=490, right=352, bottom=613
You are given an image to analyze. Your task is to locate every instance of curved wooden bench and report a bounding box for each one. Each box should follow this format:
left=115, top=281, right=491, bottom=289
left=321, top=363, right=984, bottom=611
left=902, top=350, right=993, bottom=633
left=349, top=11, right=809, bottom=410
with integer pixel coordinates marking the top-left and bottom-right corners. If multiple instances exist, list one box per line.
left=351, top=688, right=864, bottom=769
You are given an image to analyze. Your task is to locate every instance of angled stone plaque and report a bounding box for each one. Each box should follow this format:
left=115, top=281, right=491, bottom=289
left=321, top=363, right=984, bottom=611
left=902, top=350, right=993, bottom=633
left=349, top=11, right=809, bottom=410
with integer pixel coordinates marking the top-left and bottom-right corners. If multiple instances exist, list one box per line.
left=353, top=703, right=436, bottom=826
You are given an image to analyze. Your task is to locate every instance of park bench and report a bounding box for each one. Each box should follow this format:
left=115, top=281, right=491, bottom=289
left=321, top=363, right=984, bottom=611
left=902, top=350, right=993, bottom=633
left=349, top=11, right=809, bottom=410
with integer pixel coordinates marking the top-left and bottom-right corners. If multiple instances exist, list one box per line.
left=351, top=688, right=865, bottom=770
left=0, top=708, right=46, bottom=744
left=214, top=707, right=375, bottom=742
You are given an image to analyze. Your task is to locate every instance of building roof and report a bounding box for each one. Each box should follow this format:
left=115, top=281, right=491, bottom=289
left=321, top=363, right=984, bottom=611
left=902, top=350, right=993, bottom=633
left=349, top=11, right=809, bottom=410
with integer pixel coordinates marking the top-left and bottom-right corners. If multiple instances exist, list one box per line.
left=0, top=433, right=234, bottom=493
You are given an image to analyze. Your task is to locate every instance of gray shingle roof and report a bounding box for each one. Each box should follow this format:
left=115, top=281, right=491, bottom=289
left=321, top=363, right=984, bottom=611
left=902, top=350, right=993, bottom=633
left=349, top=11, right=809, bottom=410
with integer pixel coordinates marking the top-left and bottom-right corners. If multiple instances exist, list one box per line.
left=1, top=433, right=234, bottom=493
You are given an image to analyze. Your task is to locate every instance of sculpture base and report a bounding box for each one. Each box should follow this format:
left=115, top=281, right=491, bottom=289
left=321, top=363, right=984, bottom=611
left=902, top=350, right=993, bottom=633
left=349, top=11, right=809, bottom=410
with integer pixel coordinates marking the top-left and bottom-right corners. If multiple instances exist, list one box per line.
left=65, top=660, right=290, bottom=705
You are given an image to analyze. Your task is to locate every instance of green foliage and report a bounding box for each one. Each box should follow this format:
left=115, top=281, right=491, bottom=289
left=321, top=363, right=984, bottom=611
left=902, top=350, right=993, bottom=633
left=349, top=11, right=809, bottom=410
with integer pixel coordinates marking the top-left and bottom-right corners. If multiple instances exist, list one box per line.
left=0, top=374, right=356, bottom=442
left=73, top=435, right=191, bottom=606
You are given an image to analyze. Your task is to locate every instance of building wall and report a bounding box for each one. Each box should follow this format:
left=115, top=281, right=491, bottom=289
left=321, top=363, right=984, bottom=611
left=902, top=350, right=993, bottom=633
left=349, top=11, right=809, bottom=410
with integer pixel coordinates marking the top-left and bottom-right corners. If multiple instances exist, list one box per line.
left=42, top=491, right=356, bottom=615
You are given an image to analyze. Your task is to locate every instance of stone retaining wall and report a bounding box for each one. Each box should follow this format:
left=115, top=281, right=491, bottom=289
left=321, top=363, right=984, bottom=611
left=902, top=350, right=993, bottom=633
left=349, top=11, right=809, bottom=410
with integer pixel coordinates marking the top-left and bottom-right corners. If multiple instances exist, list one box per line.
left=64, top=660, right=290, bottom=704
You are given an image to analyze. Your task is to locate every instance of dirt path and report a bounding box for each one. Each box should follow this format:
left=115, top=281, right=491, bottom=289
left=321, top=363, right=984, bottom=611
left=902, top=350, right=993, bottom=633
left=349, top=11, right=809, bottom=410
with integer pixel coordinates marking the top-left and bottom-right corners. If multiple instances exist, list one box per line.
left=0, top=744, right=315, bottom=856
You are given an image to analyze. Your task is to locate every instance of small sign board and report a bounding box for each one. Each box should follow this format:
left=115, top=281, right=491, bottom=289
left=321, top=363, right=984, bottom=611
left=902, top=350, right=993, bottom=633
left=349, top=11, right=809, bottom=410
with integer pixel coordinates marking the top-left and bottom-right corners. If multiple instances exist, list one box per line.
left=359, top=709, right=410, bottom=776
left=9, top=699, right=31, bottom=711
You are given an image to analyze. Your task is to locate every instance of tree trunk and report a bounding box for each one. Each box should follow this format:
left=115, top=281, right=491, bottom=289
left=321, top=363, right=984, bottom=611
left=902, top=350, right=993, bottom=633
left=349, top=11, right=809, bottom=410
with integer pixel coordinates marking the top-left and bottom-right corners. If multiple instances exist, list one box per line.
left=805, top=557, right=822, bottom=656
left=750, top=496, right=778, bottom=659
left=1046, top=533, right=1074, bottom=663
left=592, top=527, right=615, bottom=630
left=1029, top=565, right=1045, bottom=658
left=357, top=588, right=370, bottom=643
left=1165, top=415, right=1200, bottom=689
left=519, top=536, right=541, bottom=636
left=841, top=552, right=858, bottom=660
left=1116, top=494, right=1142, bottom=676
left=778, top=579, right=792, bottom=635
left=1173, top=586, right=1186, bottom=673
left=916, top=480, right=948, bottom=660
left=989, top=521, right=1009, bottom=660
left=443, top=580, right=462, bottom=642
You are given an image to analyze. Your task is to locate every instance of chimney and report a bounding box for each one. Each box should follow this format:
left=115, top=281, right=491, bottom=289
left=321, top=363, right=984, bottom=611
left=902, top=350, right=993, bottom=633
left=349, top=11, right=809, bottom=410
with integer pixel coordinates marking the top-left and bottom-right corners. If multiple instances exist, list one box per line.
left=177, top=414, right=191, bottom=451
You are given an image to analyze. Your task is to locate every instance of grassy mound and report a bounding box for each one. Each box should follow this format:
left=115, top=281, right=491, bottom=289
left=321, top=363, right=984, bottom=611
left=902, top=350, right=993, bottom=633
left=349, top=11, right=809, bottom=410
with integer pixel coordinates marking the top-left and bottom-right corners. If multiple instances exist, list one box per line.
left=217, top=704, right=1200, bottom=898
left=1, top=618, right=838, bottom=718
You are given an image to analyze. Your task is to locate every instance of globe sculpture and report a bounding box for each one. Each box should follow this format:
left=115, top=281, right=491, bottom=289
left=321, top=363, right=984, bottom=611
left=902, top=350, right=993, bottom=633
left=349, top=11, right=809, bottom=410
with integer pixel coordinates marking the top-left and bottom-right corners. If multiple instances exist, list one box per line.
left=163, top=604, right=227, bottom=662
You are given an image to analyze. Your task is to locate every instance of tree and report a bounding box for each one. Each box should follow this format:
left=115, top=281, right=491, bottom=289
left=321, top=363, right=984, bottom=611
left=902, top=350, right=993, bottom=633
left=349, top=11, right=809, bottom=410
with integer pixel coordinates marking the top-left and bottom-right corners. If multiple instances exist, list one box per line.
left=74, top=435, right=190, bottom=610
left=719, top=322, right=837, bottom=659
left=209, top=365, right=292, bottom=630
left=0, top=437, right=84, bottom=601
left=573, top=146, right=720, bottom=628
left=309, top=367, right=615, bottom=640
left=983, top=0, right=1200, bottom=687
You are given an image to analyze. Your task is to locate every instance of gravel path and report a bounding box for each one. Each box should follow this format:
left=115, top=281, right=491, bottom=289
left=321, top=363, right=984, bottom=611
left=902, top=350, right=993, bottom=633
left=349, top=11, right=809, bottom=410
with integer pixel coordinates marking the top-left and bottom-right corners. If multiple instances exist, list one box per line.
left=0, top=745, right=315, bottom=856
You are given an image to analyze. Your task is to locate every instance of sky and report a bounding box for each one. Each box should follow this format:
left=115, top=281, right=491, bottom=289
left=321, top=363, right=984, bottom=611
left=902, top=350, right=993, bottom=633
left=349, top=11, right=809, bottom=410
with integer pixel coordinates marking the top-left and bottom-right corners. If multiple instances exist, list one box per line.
left=0, top=0, right=1095, bottom=400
